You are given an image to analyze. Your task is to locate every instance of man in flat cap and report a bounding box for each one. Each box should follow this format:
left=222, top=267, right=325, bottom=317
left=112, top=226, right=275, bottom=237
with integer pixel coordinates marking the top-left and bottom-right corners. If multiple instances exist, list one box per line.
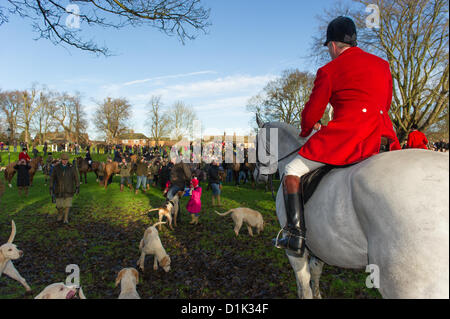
left=273, top=16, right=401, bottom=254
left=49, top=153, right=80, bottom=224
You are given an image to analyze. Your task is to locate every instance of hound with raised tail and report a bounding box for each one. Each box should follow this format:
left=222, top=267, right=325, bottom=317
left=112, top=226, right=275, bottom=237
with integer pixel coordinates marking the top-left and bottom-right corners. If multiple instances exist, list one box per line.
left=137, top=222, right=171, bottom=272
left=0, top=220, right=31, bottom=293
left=215, top=207, right=264, bottom=237
left=146, top=191, right=183, bottom=231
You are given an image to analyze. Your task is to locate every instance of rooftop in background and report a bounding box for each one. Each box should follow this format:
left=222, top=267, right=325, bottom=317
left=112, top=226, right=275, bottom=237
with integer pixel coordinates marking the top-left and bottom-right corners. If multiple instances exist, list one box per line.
left=117, top=133, right=148, bottom=140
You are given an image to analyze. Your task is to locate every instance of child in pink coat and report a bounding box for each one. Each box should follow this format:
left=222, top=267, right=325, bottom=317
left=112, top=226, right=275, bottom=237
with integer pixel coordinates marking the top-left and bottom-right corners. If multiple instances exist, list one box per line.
left=186, top=177, right=202, bottom=224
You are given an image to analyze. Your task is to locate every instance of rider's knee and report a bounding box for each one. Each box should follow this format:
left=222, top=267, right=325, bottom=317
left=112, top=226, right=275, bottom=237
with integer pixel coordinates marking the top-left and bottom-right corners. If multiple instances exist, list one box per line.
left=284, top=175, right=300, bottom=192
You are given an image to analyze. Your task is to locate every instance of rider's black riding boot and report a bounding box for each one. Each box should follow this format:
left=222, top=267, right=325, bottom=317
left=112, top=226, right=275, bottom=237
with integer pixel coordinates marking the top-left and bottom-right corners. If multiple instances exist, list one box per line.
left=272, top=192, right=305, bottom=255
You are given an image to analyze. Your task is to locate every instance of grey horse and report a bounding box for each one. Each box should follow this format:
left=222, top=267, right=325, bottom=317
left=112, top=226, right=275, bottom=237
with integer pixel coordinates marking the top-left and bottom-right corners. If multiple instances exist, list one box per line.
left=256, top=120, right=449, bottom=299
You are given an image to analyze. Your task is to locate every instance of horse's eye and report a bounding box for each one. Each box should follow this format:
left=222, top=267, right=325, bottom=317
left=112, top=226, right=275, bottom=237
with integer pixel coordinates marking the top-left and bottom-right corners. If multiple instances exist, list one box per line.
left=8, top=249, right=12, bottom=251
left=60, top=287, right=64, bottom=291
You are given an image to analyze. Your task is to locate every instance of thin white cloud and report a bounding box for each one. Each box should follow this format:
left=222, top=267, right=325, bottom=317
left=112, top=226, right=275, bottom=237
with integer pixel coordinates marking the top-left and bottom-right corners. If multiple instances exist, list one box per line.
left=193, top=96, right=252, bottom=112
left=100, top=70, right=217, bottom=94
left=123, top=70, right=217, bottom=86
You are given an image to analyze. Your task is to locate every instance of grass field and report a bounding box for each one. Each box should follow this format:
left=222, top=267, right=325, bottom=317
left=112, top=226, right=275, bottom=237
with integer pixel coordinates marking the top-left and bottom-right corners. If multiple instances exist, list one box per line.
left=0, top=151, right=381, bottom=299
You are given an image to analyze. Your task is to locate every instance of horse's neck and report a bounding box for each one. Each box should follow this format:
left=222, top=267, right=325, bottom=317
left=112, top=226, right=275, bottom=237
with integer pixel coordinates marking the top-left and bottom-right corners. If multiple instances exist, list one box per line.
left=30, top=159, right=39, bottom=168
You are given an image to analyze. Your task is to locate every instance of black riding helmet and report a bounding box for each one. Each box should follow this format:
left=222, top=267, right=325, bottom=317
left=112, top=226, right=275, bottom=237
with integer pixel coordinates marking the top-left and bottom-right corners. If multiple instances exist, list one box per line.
left=324, top=16, right=357, bottom=47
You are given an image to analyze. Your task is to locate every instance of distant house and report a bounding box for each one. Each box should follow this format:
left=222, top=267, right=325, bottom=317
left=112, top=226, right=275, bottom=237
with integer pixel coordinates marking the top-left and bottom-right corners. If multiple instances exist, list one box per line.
left=34, top=131, right=90, bottom=145
left=118, top=133, right=149, bottom=146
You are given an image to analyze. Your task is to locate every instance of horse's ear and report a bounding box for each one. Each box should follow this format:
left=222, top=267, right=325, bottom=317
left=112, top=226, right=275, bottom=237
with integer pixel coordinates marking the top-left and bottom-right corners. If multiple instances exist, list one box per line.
left=256, top=113, right=263, bottom=128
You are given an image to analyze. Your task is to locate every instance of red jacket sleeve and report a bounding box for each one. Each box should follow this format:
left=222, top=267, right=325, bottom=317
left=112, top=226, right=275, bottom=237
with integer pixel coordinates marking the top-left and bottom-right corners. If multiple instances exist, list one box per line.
left=300, top=68, right=331, bottom=137
left=406, top=132, right=413, bottom=148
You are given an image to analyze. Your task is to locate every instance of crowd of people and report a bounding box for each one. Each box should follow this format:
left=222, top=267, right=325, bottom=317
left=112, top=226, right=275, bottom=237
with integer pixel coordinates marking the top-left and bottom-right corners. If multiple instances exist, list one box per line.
left=32, top=143, right=254, bottom=225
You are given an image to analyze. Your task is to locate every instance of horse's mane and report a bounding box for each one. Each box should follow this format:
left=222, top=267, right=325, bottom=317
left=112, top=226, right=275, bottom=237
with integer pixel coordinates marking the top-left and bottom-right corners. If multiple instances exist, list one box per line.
left=259, top=121, right=304, bottom=160
left=262, top=121, right=300, bottom=138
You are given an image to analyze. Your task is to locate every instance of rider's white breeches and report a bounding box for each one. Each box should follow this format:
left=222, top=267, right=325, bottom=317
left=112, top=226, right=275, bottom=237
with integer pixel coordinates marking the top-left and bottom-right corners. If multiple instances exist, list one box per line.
left=284, top=154, right=325, bottom=178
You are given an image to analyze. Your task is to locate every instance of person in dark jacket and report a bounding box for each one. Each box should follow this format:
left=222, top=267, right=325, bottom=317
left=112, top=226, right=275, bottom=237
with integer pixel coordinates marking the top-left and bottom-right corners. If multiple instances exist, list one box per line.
left=14, top=159, right=31, bottom=197
left=208, top=159, right=222, bottom=206
left=119, top=158, right=132, bottom=191
left=165, top=158, right=191, bottom=223
left=49, top=153, right=80, bottom=224
left=32, top=146, right=39, bottom=158
left=159, top=160, right=171, bottom=190
left=43, top=142, right=48, bottom=156
left=168, top=158, right=191, bottom=199
left=85, top=149, right=93, bottom=169
left=135, top=157, right=149, bottom=194
left=114, top=149, right=122, bottom=162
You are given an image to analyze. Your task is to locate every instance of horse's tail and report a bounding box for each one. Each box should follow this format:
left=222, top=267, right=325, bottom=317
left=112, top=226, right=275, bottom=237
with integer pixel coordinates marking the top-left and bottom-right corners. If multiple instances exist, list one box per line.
left=215, top=209, right=233, bottom=217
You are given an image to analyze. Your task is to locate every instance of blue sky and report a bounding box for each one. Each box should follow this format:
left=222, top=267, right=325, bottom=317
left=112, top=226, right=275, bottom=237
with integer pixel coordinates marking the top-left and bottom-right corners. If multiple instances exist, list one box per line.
left=0, top=0, right=338, bottom=140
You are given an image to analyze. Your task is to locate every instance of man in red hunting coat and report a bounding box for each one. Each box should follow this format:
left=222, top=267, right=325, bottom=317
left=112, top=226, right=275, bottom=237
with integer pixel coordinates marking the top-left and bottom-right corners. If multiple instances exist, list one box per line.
left=274, top=16, right=401, bottom=254
left=406, top=124, right=428, bottom=150
left=18, top=147, right=31, bottom=162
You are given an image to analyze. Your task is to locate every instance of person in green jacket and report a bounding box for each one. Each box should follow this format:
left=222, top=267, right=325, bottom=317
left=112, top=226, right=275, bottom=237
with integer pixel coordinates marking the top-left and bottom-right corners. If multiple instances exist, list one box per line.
left=135, top=157, right=148, bottom=194
left=119, top=158, right=132, bottom=191
left=49, top=153, right=80, bottom=224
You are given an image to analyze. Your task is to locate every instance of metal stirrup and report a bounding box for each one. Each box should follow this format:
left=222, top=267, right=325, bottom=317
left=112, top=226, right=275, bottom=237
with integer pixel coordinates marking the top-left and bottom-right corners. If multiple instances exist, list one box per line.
left=274, top=228, right=284, bottom=248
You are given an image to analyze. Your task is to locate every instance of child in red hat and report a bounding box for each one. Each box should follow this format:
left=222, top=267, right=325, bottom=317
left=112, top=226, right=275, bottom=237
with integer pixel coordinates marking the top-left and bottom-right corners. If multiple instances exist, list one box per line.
left=186, top=176, right=202, bottom=224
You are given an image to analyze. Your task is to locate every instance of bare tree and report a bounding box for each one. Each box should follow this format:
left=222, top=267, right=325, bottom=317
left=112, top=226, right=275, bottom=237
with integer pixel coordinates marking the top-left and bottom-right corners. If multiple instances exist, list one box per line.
left=1, top=0, right=211, bottom=55
left=0, top=90, right=21, bottom=143
left=147, top=95, right=169, bottom=145
left=17, top=87, right=46, bottom=146
left=31, top=90, right=55, bottom=144
left=311, top=0, right=449, bottom=142
left=93, top=97, right=131, bottom=143
left=167, top=101, right=197, bottom=140
left=73, top=93, right=88, bottom=145
left=50, top=92, right=76, bottom=142
left=247, top=69, right=316, bottom=128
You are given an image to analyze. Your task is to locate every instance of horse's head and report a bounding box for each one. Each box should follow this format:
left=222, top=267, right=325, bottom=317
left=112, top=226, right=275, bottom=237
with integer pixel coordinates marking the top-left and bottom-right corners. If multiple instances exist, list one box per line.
left=255, top=115, right=307, bottom=175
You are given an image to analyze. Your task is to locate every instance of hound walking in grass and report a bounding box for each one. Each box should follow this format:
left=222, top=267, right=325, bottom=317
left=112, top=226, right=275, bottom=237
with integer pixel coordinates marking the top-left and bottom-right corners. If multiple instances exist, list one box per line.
left=215, top=207, right=264, bottom=237
left=137, top=222, right=171, bottom=272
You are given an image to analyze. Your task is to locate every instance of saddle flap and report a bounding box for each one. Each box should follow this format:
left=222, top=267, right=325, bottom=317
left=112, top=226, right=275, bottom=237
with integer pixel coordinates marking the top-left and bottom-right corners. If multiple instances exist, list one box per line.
left=300, top=165, right=335, bottom=205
